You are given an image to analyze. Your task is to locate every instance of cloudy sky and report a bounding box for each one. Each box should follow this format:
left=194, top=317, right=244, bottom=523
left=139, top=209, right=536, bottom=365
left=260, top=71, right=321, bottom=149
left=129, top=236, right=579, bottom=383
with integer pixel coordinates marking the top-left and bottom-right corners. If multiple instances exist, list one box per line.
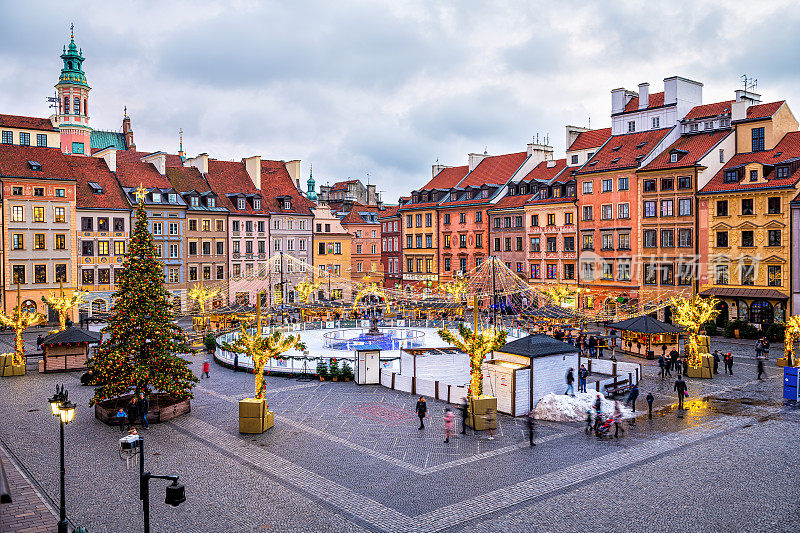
left=1, top=0, right=798, bottom=202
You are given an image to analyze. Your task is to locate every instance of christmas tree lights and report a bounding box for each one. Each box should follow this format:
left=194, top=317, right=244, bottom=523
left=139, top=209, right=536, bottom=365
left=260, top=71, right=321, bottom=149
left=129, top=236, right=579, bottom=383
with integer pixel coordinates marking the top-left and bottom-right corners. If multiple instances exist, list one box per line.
left=438, top=323, right=507, bottom=397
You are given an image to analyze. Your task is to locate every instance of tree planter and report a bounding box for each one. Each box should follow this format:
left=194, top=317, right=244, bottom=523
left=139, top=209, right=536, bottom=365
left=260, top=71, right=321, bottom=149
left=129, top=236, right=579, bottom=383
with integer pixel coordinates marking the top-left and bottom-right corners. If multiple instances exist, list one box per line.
left=94, top=393, right=191, bottom=426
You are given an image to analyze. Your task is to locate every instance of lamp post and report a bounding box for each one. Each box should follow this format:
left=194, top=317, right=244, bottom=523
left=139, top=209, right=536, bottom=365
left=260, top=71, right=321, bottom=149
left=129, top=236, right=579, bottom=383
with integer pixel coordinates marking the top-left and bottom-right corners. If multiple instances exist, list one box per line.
left=136, top=436, right=185, bottom=533
left=48, top=384, right=75, bottom=533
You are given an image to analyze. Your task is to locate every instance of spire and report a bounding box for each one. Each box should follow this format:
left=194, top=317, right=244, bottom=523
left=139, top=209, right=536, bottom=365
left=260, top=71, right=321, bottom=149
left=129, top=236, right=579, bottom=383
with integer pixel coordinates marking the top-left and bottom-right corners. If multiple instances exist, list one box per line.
left=178, top=128, right=185, bottom=162
left=58, top=25, right=88, bottom=88
left=306, top=164, right=317, bottom=201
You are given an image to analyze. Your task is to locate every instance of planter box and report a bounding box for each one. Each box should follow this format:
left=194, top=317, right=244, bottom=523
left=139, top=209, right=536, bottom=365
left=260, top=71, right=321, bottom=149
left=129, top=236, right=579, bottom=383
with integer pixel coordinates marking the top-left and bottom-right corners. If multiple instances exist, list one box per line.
left=239, top=410, right=274, bottom=434
left=467, top=396, right=497, bottom=430
left=686, top=354, right=714, bottom=379
left=94, top=393, right=191, bottom=426
left=2, top=363, right=25, bottom=377
left=777, top=357, right=799, bottom=368
left=239, top=398, right=267, bottom=418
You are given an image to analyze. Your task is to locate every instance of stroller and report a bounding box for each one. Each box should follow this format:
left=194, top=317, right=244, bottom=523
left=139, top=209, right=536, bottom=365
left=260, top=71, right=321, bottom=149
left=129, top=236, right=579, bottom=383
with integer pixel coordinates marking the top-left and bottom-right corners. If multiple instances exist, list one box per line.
left=595, top=414, right=615, bottom=437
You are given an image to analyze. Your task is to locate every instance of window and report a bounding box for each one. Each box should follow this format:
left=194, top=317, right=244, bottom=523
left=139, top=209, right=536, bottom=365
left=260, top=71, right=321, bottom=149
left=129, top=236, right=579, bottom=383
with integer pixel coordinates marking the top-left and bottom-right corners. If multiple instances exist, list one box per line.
left=232, top=220, right=240, bottom=233
left=678, top=176, right=691, bottom=189
left=716, top=231, right=728, bottom=247
left=719, top=149, right=725, bottom=163
left=476, top=233, right=483, bottom=248
left=643, top=180, right=656, bottom=192
left=564, top=212, right=573, bottom=225
left=670, top=153, right=678, bottom=163
left=168, top=268, right=179, bottom=283
left=564, top=263, right=575, bottom=280
left=33, top=233, right=45, bottom=250
left=169, top=222, right=179, bottom=235
left=741, top=199, right=754, bottom=216
left=723, top=170, right=738, bottom=183
left=33, top=207, right=45, bottom=222
left=601, top=204, right=613, bottom=220
left=752, top=127, right=765, bottom=152
left=55, top=234, right=66, bottom=250
left=11, top=205, right=23, bottom=222
left=406, top=235, right=413, bottom=249
left=54, top=263, right=66, bottom=283
left=768, top=197, right=781, bottom=214
left=11, top=234, right=23, bottom=250
left=618, top=203, right=629, bottom=219
left=602, top=179, right=612, bottom=192
left=741, top=262, right=755, bottom=285
left=460, top=235, right=467, bottom=248
left=661, top=264, right=674, bottom=285
left=98, top=241, right=109, bottom=255
left=627, top=121, right=635, bottom=132
left=504, top=217, right=511, bottom=228
left=425, top=213, right=432, bottom=227
left=516, top=236, right=524, bottom=251
left=530, top=264, right=541, bottom=279
left=678, top=198, right=692, bottom=216
left=768, top=230, right=781, bottom=247
left=582, top=181, right=593, bottom=194
left=18, top=132, right=30, bottom=146
left=678, top=229, right=692, bottom=247
left=415, top=235, right=422, bottom=248
left=504, top=237, right=512, bottom=251
left=188, top=219, right=197, bottom=232
left=1, top=131, right=12, bottom=144
left=189, top=266, right=198, bottom=281
left=544, top=214, right=554, bottom=226
left=661, top=229, right=674, bottom=247
left=416, top=214, right=423, bottom=227
left=601, top=233, right=614, bottom=250
left=618, top=261, right=631, bottom=281
left=582, top=205, right=593, bottom=221
left=661, top=178, right=674, bottom=191
left=530, top=236, right=540, bottom=252
left=643, top=230, right=656, bottom=248
left=71, top=142, right=84, bottom=154
left=53, top=207, right=65, bottom=223
left=643, top=201, right=656, bottom=217
left=618, top=177, right=629, bottom=191
left=542, top=236, right=555, bottom=252
left=203, top=241, right=212, bottom=255
left=643, top=264, right=656, bottom=285
left=716, top=200, right=728, bottom=216
left=563, top=236, right=575, bottom=252
left=82, top=268, right=95, bottom=285
left=581, top=262, right=595, bottom=281
left=115, top=241, right=125, bottom=255
left=776, top=166, right=790, bottom=178
left=571, top=155, right=579, bottom=164
left=716, top=265, right=729, bottom=285
left=660, top=200, right=673, bottom=217
left=652, top=117, right=660, bottom=129
left=406, top=214, right=413, bottom=228
left=232, top=241, right=240, bottom=254
left=11, top=186, right=22, bottom=196
left=741, top=231, right=754, bottom=247
left=581, top=234, right=593, bottom=250
left=601, top=262, right=613, bottom=280
left=12, top=265, right=25, bottom=284
left=677, top=263, right=694, bottom=285
left=169, top=244, right=179, bottom=258
left=768, top=265, right=782, bottom=287
left=216, top=265, right=224, bottom=280
left=618, top=233, right=630, bottom=250
left=531, top=214, right=539, bottom=227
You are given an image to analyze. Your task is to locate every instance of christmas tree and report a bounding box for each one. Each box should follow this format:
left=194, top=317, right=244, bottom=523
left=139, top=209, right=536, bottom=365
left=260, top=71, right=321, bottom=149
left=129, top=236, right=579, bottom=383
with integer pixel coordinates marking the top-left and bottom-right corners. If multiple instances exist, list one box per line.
left=89, top=188, right=197, bottom=406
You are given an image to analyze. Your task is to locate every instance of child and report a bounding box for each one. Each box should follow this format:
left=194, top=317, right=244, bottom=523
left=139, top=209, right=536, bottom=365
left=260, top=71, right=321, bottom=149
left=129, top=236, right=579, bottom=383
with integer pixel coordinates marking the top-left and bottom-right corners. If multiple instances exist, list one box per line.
left=116, top=408, right=128, bottom=432
left=443, top=408, right=454, bottom=443
left=202, top=359, right=211, bottom=379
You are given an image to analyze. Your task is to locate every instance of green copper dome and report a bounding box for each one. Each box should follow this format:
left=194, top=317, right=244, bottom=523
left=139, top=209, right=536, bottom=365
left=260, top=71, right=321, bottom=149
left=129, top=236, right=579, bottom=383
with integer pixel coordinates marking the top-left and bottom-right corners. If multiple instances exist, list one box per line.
left=307, top=165, right=317, bottom=201
left=57, top=30, right=89, bottom=88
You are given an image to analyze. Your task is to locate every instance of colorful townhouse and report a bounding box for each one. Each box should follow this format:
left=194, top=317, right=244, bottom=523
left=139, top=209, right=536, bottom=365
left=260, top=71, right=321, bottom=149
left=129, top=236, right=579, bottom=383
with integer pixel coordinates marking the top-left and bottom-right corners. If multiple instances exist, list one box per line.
left=379, top=203, right=402, bottom=289
left=698, top=100, right=799, bottom=326
left=312, top=204, right=352, bottom=301
left=400, top=164, right=467, bottom=290
left=339, top=203, right=383, bottom=285
left=70, top=151, right=130, bottom=318
left=0, top=145, right=77, bottom=317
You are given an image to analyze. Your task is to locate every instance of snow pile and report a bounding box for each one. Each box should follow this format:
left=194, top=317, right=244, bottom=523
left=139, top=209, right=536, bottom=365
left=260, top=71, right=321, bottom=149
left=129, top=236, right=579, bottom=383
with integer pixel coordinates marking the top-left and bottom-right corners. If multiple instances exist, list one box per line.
left=533, top=391, right=634, bottom=422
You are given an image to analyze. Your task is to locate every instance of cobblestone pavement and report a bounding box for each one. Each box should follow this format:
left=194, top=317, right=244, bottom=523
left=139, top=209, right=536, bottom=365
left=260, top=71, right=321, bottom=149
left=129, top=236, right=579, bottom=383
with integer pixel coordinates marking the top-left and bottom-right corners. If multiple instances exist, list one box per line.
left=0, top=332, right=798, bottom=532
left=0, top=445, right=58, bottom=533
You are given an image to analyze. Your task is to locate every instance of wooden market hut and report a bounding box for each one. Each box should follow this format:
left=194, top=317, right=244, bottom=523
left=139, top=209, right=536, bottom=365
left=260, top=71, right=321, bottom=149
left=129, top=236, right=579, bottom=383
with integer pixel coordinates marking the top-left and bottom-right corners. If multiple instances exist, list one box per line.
left=40, top=327, right=101, bottom=373
left=607, top=316, right=682, bottom=359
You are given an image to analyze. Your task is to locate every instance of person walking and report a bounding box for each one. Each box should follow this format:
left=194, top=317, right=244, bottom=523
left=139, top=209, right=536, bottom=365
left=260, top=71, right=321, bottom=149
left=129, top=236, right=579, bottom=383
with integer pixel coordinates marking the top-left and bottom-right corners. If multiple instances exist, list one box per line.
left=443, top=408, right=454, bottom=443
left=565, top=368, right=575, bottom=396
left=669, top=348, right=679, bottom=373
left=578, top=364, right=588, bottom=393
left=613, top=400, right=624, bottom=438
left=128, top=396, right=139, bottom=427
left=646, top=392, right=654, bottom=419
left=626, top=383, right=639, bottom=412
left=658, top=355, right=666, bottom=379
left=727, top=352, right=734, bottom=375
left=674, top=375, right=688, bottom=410
left=762, top=338, right=770, bottom=359
left=681, top=357, right=689, bottom=377
left=755, top=338, right=763, bottom=359
left=460, top=398, right=469, bottom=434
left=757, top=356, right=766, bottom=380
left=589, top=336, right=598, bottom=358
left=233, top=353, right=239, bottom=372
left=527, top=410, right=536, bottom=446
left=201, top=359, right=211, bottom=379
left=139, top=393, right=150, bottom=430
left=712, top=350, right=720, bottom=375
left=593, top=394, right=603, bottom=432
left=415, top=396, right=427, bottom=429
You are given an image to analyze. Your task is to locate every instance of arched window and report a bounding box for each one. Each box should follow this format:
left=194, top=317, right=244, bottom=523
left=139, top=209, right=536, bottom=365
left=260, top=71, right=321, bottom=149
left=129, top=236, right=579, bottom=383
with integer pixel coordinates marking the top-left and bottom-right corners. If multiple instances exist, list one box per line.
left=84, top=99, right=87, bottom=116
left=750, top=301, right=773, bottom=324
left=74, top=97, right=80, bottom=115
left=91, top=299, right=107, bottom=314
left=68, top=61, right=73, bottom=69
left=21, top=300, right=37, bottom=313
left=64, top=96, right=69, bottom=114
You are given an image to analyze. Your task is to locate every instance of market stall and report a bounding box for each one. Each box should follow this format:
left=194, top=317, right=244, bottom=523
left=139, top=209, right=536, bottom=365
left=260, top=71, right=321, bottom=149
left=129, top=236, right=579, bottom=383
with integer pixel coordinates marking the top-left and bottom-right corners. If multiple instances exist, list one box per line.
left=606, top=316, right=682, bottom=359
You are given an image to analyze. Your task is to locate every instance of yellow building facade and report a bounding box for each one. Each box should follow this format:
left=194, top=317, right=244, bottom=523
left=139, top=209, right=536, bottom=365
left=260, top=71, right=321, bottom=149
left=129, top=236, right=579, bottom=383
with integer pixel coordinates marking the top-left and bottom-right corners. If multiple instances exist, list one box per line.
left=312, top=206, right=352, bottom=302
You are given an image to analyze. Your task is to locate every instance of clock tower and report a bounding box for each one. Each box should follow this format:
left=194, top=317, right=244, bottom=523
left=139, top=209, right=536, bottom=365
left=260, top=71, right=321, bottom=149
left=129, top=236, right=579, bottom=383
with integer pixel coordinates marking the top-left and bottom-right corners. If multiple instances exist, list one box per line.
left=55, top=25, right=91, bottom=155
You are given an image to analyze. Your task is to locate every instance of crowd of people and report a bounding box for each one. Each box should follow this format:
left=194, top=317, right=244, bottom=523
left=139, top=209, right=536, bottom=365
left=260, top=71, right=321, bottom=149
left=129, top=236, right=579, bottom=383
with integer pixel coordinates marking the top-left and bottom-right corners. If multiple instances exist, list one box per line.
left=115, top=393, right=150, bottom=432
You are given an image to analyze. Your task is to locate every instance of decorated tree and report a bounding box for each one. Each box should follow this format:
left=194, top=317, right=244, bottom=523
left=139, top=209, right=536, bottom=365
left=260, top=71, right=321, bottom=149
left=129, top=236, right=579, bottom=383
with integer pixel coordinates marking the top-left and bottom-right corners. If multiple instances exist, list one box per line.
left=438, top=323, right=507, bottom=397
left=88, top=189, right=197, bottom=405
left=222, top=327, right=306, bottom=398
left=0, top=290, right=45, bottom=365
left=784, top=316, right=800, bottom=367
left=42, top=284, right=87, bottom=335
left=294, top=279, right=319, bottom=304
left=670, top=295, right=720, bottom=368
left=187, top=282, right=219, bottom=315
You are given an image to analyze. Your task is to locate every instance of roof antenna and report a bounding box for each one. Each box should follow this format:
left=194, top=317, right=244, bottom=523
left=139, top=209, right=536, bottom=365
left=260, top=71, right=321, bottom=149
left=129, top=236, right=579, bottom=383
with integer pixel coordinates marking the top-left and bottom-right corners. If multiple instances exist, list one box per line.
left=588, top=114, right=591, bottom=128
left=484, top=146, right=488, bottom=155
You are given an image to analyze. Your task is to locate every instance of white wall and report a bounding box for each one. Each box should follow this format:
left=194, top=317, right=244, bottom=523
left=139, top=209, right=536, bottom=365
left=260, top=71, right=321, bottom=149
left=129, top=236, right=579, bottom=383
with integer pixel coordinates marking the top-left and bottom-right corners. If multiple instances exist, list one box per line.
left=530, top=352, right=579, bottom=408
left=697, top=132, right=735, bottom=189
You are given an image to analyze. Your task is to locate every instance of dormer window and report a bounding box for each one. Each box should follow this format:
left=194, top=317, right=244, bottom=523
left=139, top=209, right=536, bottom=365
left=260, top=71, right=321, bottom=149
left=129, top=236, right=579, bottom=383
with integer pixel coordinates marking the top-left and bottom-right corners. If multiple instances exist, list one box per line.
left=450, top=192, right=457, bottom=201
left=612, top=145, right=622, bottom=152
left=88, top=181, right=103, bottom=194
left=589, top=161, right=598, bottom=166
left=670, top=153, right=678, bottom=163
left=254, top=198, right=262, bottom=210
left=431, top=193, right=437, bottom=201
left=723, top=170, right=738, bottom=183
left=237, top=198, right=246, bottom=210
left=283, top=199, right=290, bottom=209
left=610, top=157, right=621, bottom=164
left=207, top=197, right=216, bottom=207
left=28, top=161, right=42, bottom=171
left=152, top=192, right=162, bottom=203
left=190, top=196, right=199, bottom=207
left=520, top=185, right=526, bottom=194
left=776, top=166, right=790, bottom=178
left=636, top=141, right=648, bottom=149
left=168, top=193, right=177, bottom=203
left=482, top=189, right=489, bottom=198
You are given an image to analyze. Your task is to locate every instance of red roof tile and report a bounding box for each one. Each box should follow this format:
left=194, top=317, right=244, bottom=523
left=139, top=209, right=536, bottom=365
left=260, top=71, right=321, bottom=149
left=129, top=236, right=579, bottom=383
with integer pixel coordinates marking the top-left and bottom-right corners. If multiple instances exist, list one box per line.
left=205, top=159, right=265, bottom=214
left=166, top=166, right=209, bottom=193
left=341, top=210, right=366, bottom=225
left=526, top=195, right=576, bottom=205
left=746, top=101, right=785, bottom=120
left=68, top=156, right=129, bottom=210
left=576, top=128, right=672, bottom=175
left=684, top=100, right=733, bottom=120
left=116, top=161, right=172, bottom=189
left=458, top=152, right=528, bottom=188
left=519, top=159, right=567, bottom=182
left=568, top=128, right=611, bottom=151
left=699, top=131, right=800, bottom=193
left=640, top=130, right=732, bottom=171
left=378, top=204, right=400, bottom=219
left=488, top=193, right=537, bottom=210
left=0, top=144, right=72, bottom=180
left=330, top=179, right=359, bottom=192
left=0, top=114, right=57, bottom=132
left=622, top=92, right=666, bottom=113
left=420, top=165, right=468, bottom=190
left=260, top=160, right=314, bottom=216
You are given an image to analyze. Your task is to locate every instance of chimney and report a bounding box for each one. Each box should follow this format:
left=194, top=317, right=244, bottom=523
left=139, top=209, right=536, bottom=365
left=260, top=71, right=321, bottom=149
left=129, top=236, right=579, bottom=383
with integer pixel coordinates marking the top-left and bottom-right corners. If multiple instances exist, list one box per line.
left=664, top=76, right=703, bottom=107
left=186, top=153, right=208, bottom=174
left=141, top=152, right=167, bottom=175
left=638, top=82, right=650, bottom=109
left=468, top=152, right=487, bottom=172
left=285, top=160, right=301, bottom=189
left=432, top=163, right=450, bottom=178
left=565, top=125, right=591, bottom=151
left=732, top=89, right=762, bottom=121
left=527, top=142, right=554, bottom=165
left=122, top=114, right=135, bottom=151
left=611, top=87, right=628, bottom=115
left=93, top=147, right=117, bottom=172
left=244, top=156, right=261, bottom=189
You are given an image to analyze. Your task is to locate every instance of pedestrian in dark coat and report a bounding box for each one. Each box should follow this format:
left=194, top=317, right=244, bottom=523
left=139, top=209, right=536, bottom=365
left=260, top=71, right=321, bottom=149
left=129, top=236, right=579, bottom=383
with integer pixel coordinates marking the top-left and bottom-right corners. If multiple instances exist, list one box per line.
left=712, top=350, right=720, bottom=374
left=128, top=396, right=139, bottom=426
left=527, top=410, right=536, bottom=446
left=682, top=357, right=688, bottom=377
left=646, top=392, right=654, bottom=419
left=669, top=348, right=679, bottom=371
left=565, top=368, right=575, bottom=396
left=658, top=356, right=666, bottom=379
left=626, top=383, right=639, bottom=412
left=578, top=365, right=588, bottom=393
left=755, top=339, right=763, bottom=359
left=757, top=356, right=765, bottom=380
left=726, top=353, right=734, bottom=375
left=415, top=397, right=427, bottom=429
left=674, top=376, right=688, bottom=410
left=460, top=398, right=469, bottom=435
left=139, top=393, right=150, bottom=429
left=233, top=353, right=239, bottom=372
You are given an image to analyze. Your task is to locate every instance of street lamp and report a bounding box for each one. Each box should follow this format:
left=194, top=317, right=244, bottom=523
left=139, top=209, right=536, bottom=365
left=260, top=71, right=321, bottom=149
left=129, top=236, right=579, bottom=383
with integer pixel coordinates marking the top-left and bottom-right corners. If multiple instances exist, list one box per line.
left=47, top=384, right=75, bottom=533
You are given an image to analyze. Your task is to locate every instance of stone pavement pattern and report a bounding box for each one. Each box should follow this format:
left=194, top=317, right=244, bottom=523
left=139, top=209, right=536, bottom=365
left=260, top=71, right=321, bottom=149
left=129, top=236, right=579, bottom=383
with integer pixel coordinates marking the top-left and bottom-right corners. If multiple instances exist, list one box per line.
left=0, top=446, right=58, bottom=533
left=0, top=332, right=798, bottom=532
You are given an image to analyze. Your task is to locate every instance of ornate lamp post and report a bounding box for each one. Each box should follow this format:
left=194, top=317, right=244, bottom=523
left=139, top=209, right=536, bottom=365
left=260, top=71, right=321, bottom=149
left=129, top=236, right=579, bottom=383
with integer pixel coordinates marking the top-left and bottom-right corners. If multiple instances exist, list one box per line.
left=48, top=384, right=76, bottom=533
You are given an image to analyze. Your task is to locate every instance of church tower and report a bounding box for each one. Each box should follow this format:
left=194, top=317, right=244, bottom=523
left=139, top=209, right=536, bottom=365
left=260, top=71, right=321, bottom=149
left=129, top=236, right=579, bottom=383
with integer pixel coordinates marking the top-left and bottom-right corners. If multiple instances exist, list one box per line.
left=55, top=25, right=91, bottom=155
left=306, top=164, right=317, bottom=201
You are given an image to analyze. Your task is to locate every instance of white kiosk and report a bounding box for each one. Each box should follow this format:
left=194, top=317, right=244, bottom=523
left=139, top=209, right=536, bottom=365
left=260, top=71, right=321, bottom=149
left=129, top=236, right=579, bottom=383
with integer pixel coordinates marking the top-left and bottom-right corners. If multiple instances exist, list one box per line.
left=355, top=346, right=381, bottom=385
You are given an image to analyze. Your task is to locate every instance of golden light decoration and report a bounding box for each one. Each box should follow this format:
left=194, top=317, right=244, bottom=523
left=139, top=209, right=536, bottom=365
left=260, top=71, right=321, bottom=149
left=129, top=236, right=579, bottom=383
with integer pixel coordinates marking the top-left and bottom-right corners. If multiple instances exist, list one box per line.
left=0, top=290, right=45, bottom=366
left=187, top=282, right=220, bottom=315
left=438, top=323, right=507, bottom=398
left=133, top=183, right=148, bottom=204
left=353, top=283, right=389, bottom=312
left=41, top=283, right=87, bottom=335
left=440, top=275, right=468, bottom=302
left=784, top=315, right=800, bottom=366
left=670, top=295, right=720, bottom=368
left=540, top=284, right=587, bottom=307
left=294, top=279, right=319, bottom=304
